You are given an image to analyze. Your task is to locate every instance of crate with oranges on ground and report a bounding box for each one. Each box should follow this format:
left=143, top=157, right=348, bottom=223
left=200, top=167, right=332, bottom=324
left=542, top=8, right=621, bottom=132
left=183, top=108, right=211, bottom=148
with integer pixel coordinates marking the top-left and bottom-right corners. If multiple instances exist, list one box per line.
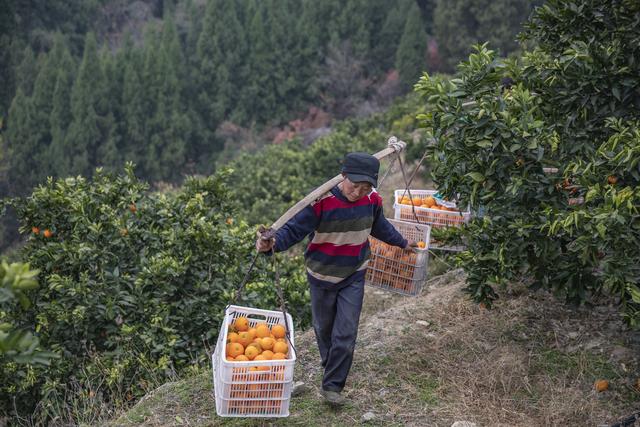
left=212, top=305, right=296, bottom=417
left=393, top=189, right=471, bottom=228
left=365, top=219, right=430, bottom=296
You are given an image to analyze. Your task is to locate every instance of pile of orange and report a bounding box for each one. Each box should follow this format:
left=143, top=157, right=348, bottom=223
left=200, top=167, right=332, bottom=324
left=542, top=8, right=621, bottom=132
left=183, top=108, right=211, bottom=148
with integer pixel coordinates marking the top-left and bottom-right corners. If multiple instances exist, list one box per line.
left=366, top=239, right=422, bottom=292
left=397, top=194, right=465, bottom=228
left=399, top=195, right=458, bottom=212
left=225, top=317, right=290, bottom=366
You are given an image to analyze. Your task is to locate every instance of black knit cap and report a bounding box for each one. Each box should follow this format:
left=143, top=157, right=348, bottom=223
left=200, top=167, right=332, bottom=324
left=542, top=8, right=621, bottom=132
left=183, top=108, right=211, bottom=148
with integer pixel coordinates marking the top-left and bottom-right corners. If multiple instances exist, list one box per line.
left=341, top=152, right=379, bottom=186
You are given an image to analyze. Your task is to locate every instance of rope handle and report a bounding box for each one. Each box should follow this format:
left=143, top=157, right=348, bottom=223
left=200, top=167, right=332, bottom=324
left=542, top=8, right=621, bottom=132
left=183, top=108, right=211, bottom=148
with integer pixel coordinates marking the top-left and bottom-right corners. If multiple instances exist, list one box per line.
left=397, top=151, right=424, bottom=228
left=272, top=252, right=297, bottom=358
left=228, top=227, right=297, bottom=357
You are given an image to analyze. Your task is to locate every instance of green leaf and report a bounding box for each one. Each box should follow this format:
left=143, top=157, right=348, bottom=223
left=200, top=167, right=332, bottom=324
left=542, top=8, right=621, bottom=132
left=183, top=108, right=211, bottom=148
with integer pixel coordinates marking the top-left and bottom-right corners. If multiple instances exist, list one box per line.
left=467, top=172, right=485, bottom=183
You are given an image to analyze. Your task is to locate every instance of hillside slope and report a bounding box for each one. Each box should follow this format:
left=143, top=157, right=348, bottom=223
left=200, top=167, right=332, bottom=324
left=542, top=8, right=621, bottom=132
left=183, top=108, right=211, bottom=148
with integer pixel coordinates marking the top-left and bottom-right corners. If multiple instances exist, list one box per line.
left=112, top=268, right=640, bottom=426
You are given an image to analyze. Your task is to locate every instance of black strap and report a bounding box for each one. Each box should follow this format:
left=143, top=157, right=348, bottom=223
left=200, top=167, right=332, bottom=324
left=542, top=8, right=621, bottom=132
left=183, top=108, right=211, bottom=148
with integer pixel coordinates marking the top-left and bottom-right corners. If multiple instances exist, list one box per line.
left=272, top=252, right=297, bottom=358
left=397, top=152, right=423, bottom=226
left=230, top=251, right=261, bottom=304
left=377, top=154, right=398, bottom=188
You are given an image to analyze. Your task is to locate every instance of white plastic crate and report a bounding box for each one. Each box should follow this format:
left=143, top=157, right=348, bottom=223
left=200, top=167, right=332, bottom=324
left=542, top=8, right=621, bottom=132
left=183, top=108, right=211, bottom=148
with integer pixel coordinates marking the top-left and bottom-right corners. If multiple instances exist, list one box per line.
left=212, top=363, right=292, bottom=417
left=214, top=393, right=290, bottom=417
left=212, top=305, right=296, bottom=417
left=365, top=219, right=430, bottom=296
left=393, top=189, right=471, bottom=228
left=215, top=375, right=293, bottom=400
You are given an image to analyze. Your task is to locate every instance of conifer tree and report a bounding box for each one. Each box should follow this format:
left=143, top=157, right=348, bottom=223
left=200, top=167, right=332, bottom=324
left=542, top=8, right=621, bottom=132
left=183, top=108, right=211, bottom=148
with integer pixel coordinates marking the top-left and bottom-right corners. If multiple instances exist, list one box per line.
left=194, top=0, right=244, bottom=169
left=373, top=0, right=410, bottom=72
left=48, top=39, right=76, bottom=178
left=145, top=14, right=187, bottom=182
left=293, top=0, right=323, bottom=106
left=97, top=48, right=121, bottom=171
left=65, top=32, right=104, bottom=176
left=6, top=89, right=39, bottom=193
left=121, top=52, right=146, bottom=170
left=263, top=0, right=294, bottom=122
left=30, top=35, right=65, bottom=175
left=396, top=3, right=428, bottom=90
left=15, top=47, right=38, bottom=97
left=244, top=3, right=275, bottom=124
left=330, top=0, right=371, bottom=61
left=433, top=0, right=535, bottom=71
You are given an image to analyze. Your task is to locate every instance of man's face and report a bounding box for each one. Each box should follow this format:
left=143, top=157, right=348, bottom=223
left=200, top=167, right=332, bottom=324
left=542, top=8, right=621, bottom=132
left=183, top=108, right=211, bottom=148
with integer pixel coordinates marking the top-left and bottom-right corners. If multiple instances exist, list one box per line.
left=341, top=176, right=373, bottom=202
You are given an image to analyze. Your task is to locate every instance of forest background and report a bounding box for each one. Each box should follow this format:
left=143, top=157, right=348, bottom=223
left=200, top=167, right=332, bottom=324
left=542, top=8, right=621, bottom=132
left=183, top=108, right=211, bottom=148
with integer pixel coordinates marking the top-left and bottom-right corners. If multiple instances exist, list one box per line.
left=0, top=0, right=538, bottom=251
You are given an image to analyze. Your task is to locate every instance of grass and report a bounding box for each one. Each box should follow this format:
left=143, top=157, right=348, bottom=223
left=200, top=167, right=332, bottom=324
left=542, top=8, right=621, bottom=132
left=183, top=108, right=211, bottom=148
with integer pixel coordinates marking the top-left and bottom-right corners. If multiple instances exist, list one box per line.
left=111, top=271, right=640, bottom=427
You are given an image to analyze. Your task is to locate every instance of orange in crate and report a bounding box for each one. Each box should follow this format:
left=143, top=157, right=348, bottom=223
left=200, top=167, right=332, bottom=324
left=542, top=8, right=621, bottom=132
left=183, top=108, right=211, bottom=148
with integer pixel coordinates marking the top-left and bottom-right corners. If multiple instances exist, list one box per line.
left=213, top=305, right=296, bottom=418
left=393, top=189, right=471, bottom=229
left=365, top=219, right=430, bottom=296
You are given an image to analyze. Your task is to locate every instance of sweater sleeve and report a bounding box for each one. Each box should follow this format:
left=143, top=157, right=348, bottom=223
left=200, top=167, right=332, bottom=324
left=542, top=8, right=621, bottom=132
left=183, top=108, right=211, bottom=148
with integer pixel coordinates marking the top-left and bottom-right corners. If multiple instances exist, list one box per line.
left=273, top=204, right=320, bottom=253
left=370, top=202, right=407, bottom=248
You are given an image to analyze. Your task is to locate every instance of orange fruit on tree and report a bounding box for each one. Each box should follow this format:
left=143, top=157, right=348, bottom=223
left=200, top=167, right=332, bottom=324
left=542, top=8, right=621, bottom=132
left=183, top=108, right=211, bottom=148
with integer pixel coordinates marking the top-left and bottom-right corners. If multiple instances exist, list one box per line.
left=273, top=341, right=288, bottom=355
left=234, top=317, right=249, bottom=332
left=129, top=203, right=137, bottom=213
left=234, top=354, right=249, bottom=362
left=31, top=226, right=40, bottom=234
left=255, top=324, right=271, bottom=338
left=595, top=379, right=609, bottom=392
left=226, top=342, right=245, bottom=358
left=244, top=345, right=261, bottom=360
left=607, top=175, right=618, bottom=185
left=236, top=331, right=253, bottom=347
left=271, top=324, right=286, bottom=339
left=43, top=229, right=53, bottom=238
left=260, top=337, right=275, bottom=351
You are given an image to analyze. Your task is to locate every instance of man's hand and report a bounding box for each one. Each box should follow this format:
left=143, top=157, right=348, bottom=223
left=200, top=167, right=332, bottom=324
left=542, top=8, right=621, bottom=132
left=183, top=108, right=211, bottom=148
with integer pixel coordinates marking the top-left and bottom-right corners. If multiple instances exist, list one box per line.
left=256, top=235, right=276, bottom=253
left=404, top=240, right=419, bottom=251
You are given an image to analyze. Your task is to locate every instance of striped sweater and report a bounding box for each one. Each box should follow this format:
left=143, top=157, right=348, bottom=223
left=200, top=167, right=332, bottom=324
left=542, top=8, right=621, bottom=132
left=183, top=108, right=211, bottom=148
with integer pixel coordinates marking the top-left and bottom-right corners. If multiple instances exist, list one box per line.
left=274, top=185, right=407, bottom=288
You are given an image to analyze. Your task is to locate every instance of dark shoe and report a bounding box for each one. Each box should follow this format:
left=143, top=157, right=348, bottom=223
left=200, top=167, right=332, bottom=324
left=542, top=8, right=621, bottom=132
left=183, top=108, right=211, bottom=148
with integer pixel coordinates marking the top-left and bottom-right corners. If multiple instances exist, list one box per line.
left=320, top=389, right=347, bottom=406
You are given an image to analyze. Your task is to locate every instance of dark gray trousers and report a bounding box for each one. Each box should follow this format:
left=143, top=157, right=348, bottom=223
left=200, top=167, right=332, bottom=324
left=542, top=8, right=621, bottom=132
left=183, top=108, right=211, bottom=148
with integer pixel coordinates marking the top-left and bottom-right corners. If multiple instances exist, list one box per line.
left=309, top=277, right=365, bottom=392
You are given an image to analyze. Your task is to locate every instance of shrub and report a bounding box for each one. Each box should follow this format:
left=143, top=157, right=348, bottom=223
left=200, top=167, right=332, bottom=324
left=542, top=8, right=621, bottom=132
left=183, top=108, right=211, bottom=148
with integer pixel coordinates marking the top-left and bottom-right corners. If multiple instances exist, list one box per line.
left=0, top=164, right=308, bottom=422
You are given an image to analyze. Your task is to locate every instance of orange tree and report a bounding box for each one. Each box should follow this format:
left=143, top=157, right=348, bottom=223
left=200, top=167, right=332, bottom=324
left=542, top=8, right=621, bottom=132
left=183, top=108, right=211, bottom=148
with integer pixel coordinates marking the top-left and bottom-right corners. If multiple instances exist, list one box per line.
left=415, top=0, right=639, bottom=322
left=0, top=164, right=308, bottom=422
left=0, top=261, right=56, bottom=365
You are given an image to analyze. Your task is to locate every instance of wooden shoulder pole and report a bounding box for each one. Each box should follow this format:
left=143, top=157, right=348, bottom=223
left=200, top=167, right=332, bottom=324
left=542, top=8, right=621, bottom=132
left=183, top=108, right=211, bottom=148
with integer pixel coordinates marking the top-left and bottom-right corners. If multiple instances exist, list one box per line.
left=261, top=137, right=406, bottom=239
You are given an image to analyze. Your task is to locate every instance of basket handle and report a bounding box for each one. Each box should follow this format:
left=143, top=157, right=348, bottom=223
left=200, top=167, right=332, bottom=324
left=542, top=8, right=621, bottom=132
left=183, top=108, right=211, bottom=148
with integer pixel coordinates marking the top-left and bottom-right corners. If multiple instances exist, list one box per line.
left=273, top=253, right=297, bottom=358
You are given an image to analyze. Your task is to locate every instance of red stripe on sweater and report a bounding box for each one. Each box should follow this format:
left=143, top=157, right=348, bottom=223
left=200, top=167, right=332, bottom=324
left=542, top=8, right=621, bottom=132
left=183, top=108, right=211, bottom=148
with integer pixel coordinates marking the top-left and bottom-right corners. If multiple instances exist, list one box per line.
left=307, top=241, right=368, bottom=256
left=312, top=191, right=382, bottom=215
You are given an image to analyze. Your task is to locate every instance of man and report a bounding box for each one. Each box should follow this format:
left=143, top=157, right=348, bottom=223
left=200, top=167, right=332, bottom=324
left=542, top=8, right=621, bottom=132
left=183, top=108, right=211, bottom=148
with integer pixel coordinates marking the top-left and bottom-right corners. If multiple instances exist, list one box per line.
left=256, top=152, right=416, bottom=406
